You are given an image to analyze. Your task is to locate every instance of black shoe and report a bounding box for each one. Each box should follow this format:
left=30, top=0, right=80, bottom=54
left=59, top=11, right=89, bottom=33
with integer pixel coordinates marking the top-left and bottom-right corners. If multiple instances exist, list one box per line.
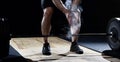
left=70, top=42, right=83, bottom=54
left=42, top=43, right=51, bottom=55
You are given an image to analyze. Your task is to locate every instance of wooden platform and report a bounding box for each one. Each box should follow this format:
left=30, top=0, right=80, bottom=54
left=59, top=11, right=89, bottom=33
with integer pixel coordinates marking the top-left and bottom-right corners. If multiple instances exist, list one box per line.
left=10, top=37, right=120, bottom=62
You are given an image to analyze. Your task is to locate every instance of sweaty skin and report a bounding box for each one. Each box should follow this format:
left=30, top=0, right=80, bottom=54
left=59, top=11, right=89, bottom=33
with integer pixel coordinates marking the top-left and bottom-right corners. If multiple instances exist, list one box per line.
left=52, top=0, right=69, bottom=14
left=41, top=0, right=83, bottom=55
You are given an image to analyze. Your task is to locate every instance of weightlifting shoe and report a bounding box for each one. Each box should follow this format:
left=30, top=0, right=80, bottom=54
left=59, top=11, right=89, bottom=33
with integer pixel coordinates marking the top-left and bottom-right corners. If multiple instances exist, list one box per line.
left=42, top=43, right=51, bottom=55
left=70, top=42, right=83, bottom=54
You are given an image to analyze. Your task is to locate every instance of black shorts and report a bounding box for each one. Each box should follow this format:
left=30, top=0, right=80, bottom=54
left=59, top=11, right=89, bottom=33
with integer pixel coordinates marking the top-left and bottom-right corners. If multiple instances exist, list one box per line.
left=41, top=0, right=56, bottom=9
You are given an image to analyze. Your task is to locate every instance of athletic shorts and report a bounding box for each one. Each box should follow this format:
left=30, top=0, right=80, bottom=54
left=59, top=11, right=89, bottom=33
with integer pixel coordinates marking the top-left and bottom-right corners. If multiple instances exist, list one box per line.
left=41, top=0, right=56, bottom=9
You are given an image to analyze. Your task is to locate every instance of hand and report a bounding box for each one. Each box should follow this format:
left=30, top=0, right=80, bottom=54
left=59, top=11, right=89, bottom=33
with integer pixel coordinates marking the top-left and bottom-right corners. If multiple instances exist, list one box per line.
left=67, top=9, right=81, bottom=26
left=65, top=10, right=72, bottom=25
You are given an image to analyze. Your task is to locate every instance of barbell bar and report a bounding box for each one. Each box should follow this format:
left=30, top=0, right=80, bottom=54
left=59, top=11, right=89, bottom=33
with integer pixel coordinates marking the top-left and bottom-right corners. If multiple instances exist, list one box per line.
left=41, top=33, right=112, bottom=37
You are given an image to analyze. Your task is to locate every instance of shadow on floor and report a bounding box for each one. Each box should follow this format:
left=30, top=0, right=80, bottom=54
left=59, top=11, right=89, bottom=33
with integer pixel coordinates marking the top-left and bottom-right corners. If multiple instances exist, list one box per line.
left=0, top=46, right=36, bottom=62
left=0, top=55, right=35, bottom=62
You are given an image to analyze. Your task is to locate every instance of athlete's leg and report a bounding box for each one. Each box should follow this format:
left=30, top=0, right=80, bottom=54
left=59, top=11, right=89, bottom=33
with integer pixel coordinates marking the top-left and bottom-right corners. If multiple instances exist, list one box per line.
left=41, top=7, right=53, bottom=43
left=41, top=7, right=53, bottom=55
left=69, top=9, right=83, bottom=54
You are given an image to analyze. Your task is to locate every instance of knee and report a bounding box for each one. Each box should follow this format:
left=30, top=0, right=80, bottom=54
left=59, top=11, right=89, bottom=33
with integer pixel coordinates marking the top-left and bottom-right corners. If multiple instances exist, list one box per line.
left=43, top=7, right=53, bottom=17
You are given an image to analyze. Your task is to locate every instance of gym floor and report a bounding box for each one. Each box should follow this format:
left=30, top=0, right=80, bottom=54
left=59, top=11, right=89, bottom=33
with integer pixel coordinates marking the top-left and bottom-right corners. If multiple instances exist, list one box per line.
left=78, top=36, right=111, bottom=52
left=60, top=35, right=111, bottom=52
left=2, top=36, right=119, bottom=62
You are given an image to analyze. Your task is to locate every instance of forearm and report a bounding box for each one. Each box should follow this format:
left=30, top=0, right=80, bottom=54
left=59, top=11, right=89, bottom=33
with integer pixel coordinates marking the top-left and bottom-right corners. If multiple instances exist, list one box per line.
left=72, top=0, right=81, bottom=6
left=52, top=0, right=68, bottom=14
left=71, top=0, right=81, bottom=11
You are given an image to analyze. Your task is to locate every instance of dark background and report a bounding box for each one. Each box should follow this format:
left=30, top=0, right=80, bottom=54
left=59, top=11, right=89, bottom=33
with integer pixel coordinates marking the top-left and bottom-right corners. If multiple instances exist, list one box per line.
left=0, top=0, right=120, bottom=37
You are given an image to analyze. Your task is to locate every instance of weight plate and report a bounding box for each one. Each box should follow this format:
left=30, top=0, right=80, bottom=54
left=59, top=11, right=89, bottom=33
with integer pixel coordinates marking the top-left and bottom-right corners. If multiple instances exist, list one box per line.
left=107, top=18, right=120, bottom=50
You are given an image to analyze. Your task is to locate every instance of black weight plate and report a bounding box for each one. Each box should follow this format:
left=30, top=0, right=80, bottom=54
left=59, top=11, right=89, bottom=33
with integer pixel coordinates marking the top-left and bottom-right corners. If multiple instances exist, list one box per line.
left=107, top=18, right=120, bottom=50
left=0, top=17, right=10, bottom=58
